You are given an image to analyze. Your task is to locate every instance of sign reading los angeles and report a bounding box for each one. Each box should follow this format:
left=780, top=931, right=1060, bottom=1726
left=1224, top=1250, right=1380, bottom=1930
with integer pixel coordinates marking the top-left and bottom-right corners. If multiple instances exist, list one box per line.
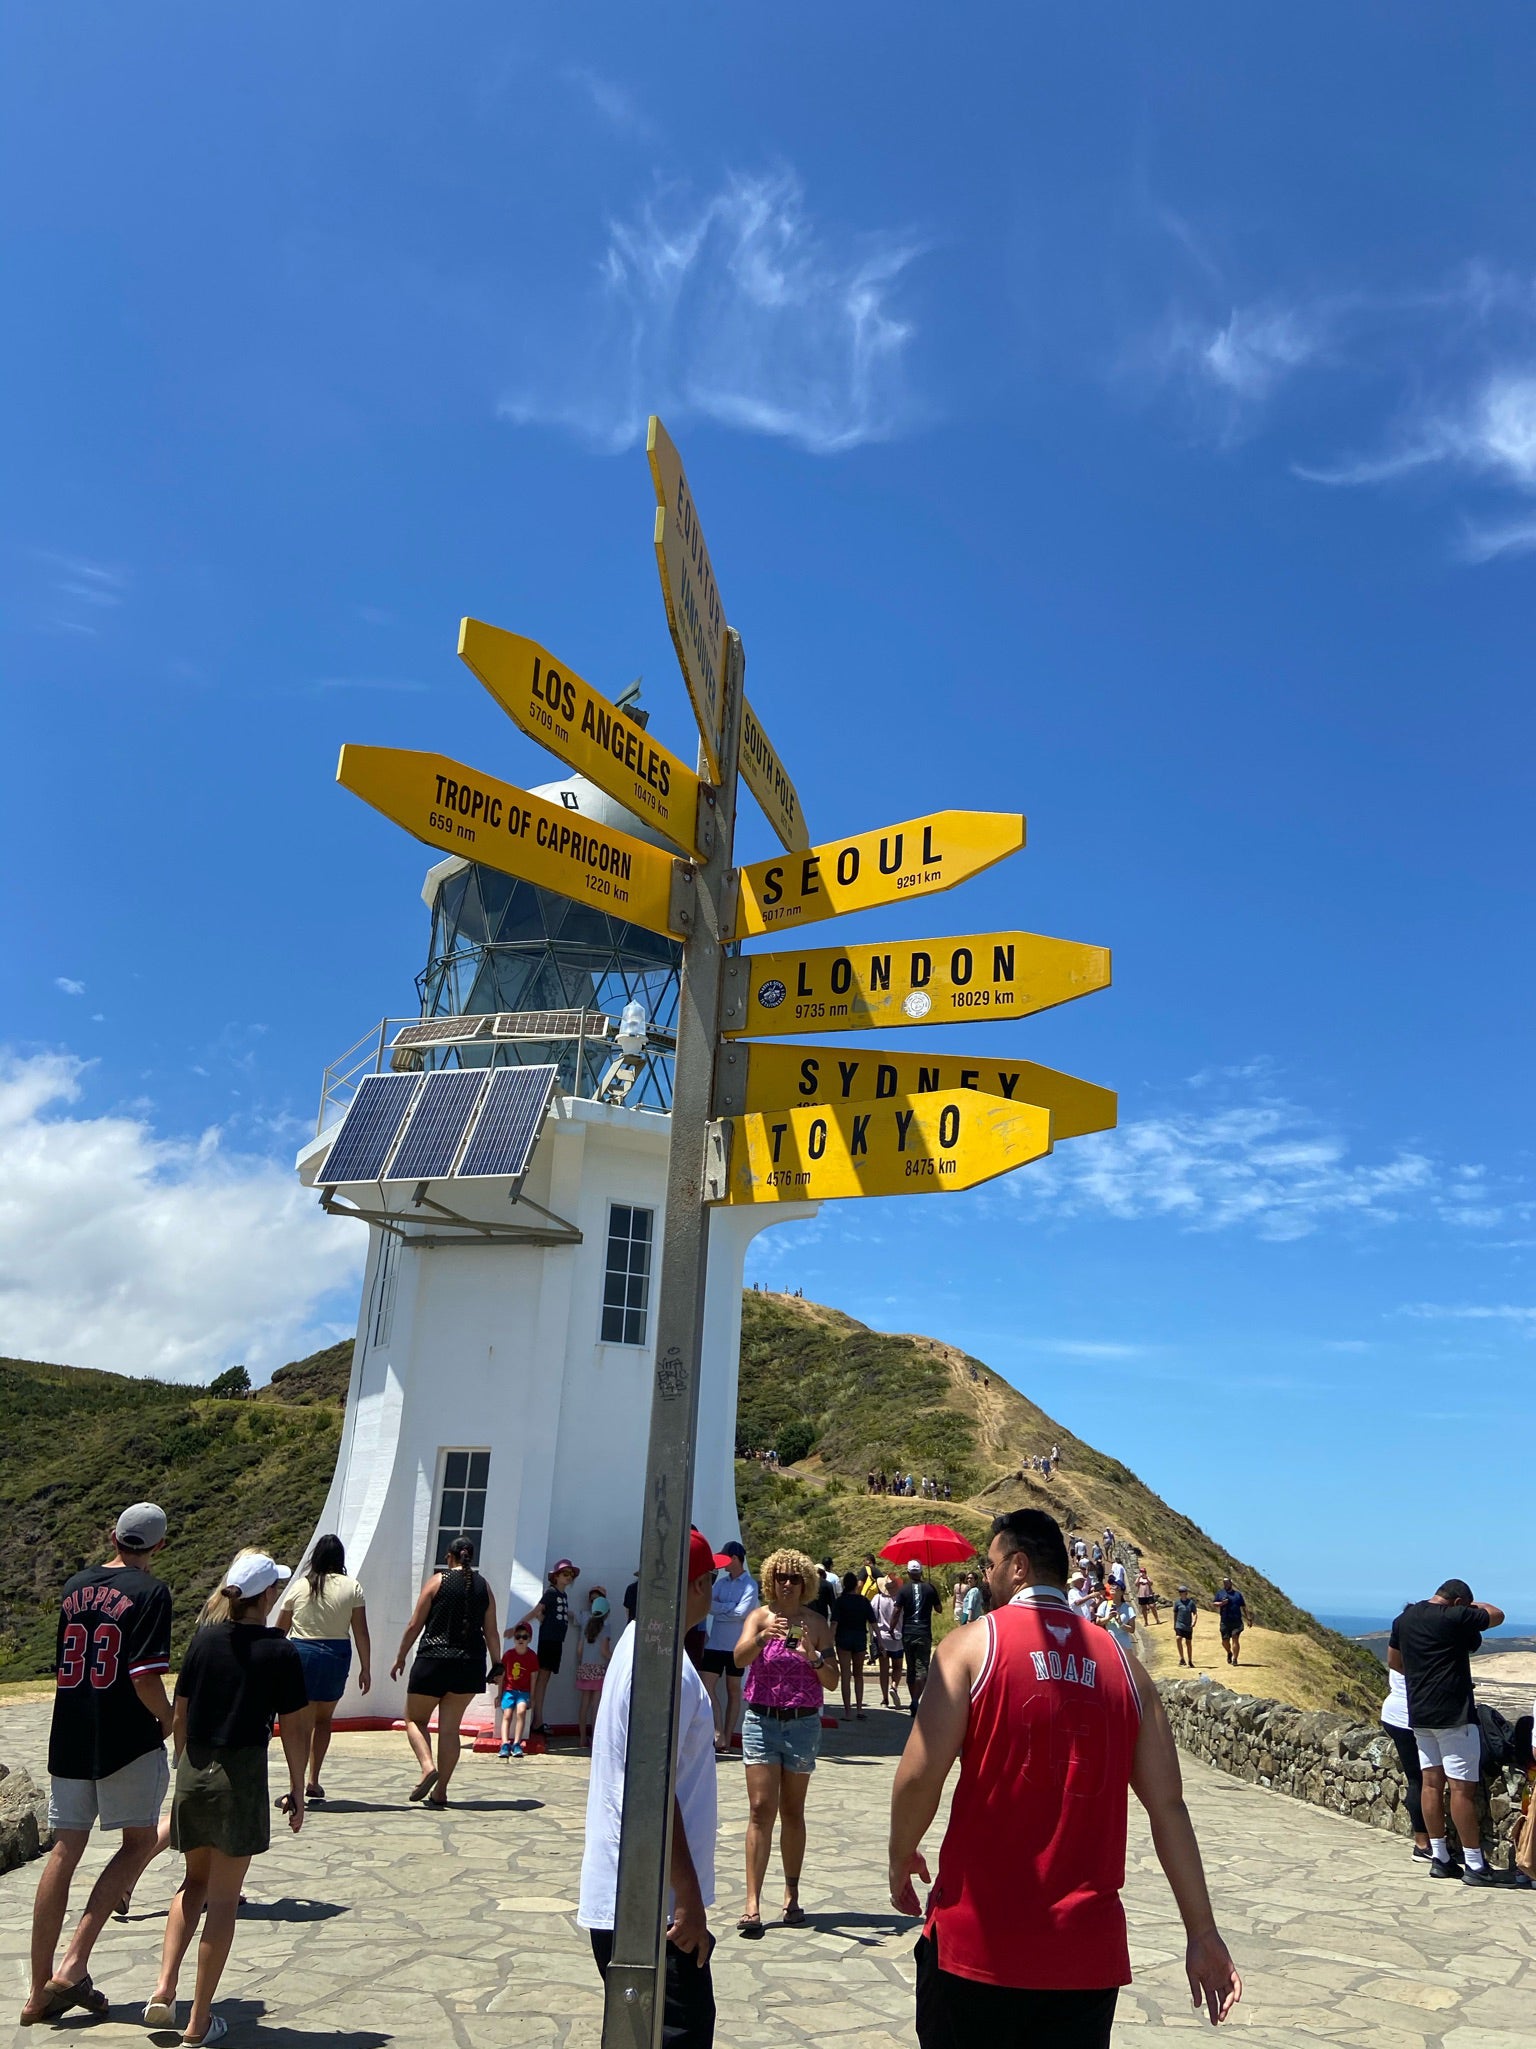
left=715, top=1040, right=1117, bottom=1140
left=457, top=618, right=705, bottom=859
left=731, top=810, right=1024, bottom=939
left=739, top=696, right=808, bottom=853
left=720, top=930, right=1110, bottom=1038
left=648, top=416, right=728, bottom=782
left=722, top=1089, right=1052, bottom=1203
left=336, top=744, right=682, bottom=939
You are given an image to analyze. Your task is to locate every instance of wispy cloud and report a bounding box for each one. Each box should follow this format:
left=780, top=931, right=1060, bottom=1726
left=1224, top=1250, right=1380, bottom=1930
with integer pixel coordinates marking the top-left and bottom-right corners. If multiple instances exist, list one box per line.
left=1029, top=1339, right=1153, bottom=1360
left=1400, top=1302, right=1536, bottom=1326
left=315, top=676, right=430, bottom=693
left=32, top=551, right=129, bottom=635
left=54, top=977, right=86, bottom=997
left=499, top=169, right=924, bottom=455
left=1196, top=304, right=1326, bottom=402
left=562, top=66, right=657, bottom=142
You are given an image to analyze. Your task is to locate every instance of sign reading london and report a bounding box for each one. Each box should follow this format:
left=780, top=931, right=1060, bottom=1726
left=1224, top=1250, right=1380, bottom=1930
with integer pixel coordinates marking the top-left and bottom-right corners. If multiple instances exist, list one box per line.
left=731, top=810, right=1024, bottom=939
left=457, top=618, right=705, bottom=859
left=336, top=744, right=683, bottom=940
left=648, top=416, right=728, bottom=782
left=722, top=1089, right=1053, bottom=1203
left=720, top=930, right=1110, bottom=1037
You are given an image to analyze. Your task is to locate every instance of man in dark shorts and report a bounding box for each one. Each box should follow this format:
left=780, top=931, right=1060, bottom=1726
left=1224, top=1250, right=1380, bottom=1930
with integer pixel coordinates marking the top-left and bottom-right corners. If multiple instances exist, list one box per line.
left=524, top=1559, right=579, bottom=1734
left=890, top=1508, right=1241, bottom=2049
left=895, top=1561, right=942, bottom=1715
left=1213, top=1578, right=1245, bottom=1665
left=24, top=1503, right=174, bottom=2026
left=1172, top=1586, right=1198, bottom=1668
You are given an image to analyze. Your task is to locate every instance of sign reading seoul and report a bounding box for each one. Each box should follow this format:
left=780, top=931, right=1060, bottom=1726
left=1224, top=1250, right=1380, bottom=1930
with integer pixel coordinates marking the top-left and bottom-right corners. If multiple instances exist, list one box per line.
left=336, top=744, right=683, bottom=939
left=731, top=810, right=1024, bottom=939
left=725, top=1089, right=1052, bottom=1203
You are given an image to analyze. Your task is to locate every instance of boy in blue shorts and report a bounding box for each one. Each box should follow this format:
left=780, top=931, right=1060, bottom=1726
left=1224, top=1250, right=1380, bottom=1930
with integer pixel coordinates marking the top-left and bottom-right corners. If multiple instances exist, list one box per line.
left=499, top=1623, right=538, bottom=1757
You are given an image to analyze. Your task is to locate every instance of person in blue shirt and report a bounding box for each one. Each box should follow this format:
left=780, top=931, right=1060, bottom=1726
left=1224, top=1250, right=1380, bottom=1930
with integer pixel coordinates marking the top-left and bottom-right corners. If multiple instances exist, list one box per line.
left=1213, top=1579, right=1246, bottom=1665
left=699, top=1543, right=758, bottom=1755
left=1172, top=1586, right=1199, bottom=1667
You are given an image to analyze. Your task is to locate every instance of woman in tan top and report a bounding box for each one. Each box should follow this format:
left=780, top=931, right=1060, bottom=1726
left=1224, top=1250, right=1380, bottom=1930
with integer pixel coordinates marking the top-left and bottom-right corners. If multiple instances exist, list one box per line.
left=275, top=1536, right=369, bottom=1800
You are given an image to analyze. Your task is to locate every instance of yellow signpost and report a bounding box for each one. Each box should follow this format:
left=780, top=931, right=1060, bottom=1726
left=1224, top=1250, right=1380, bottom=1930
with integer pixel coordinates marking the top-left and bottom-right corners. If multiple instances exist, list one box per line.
left=722, top=1089, right=1052, bottom=1204
left=457, top=617, right=706, bottom=859
left=731, top=809, right=1025, bottom=940
left=739, top=695, right=809, bottom=853
left=648, top=417, right=728, bottom=782
left=714, top=1040, right=1117, bottom=1140
left=720, top=929, right=1110, bottom=1038
left=336, top=744, right=684, bottom=940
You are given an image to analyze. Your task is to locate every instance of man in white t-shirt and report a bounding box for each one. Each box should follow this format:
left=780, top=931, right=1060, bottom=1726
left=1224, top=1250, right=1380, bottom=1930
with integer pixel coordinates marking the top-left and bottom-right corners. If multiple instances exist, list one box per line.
left=580, top=1528, right=719, bottom=2048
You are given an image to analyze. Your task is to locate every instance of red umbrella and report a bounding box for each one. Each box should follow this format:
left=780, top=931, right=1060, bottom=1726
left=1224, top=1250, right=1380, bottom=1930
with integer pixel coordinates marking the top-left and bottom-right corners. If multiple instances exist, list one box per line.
left=880, top=1523, right=975, bottom=1568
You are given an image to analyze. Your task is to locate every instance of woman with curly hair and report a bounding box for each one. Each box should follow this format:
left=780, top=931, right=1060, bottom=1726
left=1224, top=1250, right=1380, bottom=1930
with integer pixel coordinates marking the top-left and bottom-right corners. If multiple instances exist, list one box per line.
left=731, top=1546, right=839, bottom=1937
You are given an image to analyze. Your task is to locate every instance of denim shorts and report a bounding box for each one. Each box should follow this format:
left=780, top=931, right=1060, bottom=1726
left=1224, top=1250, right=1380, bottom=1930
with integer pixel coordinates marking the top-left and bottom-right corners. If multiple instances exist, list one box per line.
left=741, top=1706, right=821, bottom=1774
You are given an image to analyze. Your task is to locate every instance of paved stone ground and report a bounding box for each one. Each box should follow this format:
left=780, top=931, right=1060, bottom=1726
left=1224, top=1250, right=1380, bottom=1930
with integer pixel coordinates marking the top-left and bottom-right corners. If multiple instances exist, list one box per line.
left=2, top=1698, right=1533, bottom=2049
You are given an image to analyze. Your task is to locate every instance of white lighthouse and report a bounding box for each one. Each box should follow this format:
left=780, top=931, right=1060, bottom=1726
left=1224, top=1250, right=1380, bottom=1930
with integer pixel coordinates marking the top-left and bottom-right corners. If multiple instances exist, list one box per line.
left=296, top=765, right=813, bottom=1730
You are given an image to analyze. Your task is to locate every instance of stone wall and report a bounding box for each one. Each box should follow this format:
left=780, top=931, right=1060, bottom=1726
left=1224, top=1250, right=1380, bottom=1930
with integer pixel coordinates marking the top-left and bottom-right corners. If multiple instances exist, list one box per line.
left=0, top=1766, right=50, bottom=1873
left=1157, top=1676, right=1526, bottom=1866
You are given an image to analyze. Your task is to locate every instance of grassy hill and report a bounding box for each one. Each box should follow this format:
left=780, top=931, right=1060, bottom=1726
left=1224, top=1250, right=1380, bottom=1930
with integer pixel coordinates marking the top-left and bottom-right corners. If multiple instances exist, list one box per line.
left=0, top=1299, right=1379, bottom=1713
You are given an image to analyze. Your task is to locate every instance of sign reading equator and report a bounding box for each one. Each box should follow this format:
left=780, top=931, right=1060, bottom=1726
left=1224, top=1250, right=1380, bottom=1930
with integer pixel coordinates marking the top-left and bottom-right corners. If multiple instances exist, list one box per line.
left=720, top=1089, right=1053, bottom=1203
left=457, top=617, right=705, bottom=858
left=648, top=417, right=728, bottom=782
left=731, top=809, right=1024, bottom=939
left=336, top=744, right=684, bottom=940
left=714, top=1040, right=1117, bottom=1139
left=719, top=930, right=1110, bottom=1037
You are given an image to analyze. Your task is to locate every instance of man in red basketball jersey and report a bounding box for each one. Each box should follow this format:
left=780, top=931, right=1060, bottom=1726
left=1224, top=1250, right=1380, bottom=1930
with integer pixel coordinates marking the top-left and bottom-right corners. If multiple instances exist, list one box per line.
left=889, top=1509, right=1241, bottom=2048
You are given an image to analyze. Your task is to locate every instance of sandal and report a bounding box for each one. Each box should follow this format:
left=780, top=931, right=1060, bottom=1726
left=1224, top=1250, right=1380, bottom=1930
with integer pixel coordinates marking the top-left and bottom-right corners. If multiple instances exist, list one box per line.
left=275, top=1794, right=297, bottom=1816
left=424, top=1794, right=449, bottom=1810
left=408, top=1769, right=439, bottom=1803
left=181, top=2017, right=227, bottom=2046
left=22, top=1974, right=109, bottom=2025
left=781, top=1900, right=807, bottom=1927
left=736, top=1914, right=764, bottom=1939
left=144, top=1999, right=177, bottom=2026
left=305, top=1784, right=325, bottom=1801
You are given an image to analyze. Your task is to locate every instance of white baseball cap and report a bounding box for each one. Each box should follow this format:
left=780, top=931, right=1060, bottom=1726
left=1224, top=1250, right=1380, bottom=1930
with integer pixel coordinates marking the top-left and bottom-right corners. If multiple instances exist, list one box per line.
left=224, top=1554, right=292, bottom=1598
left=906, top=1559, right=923, bottom=1575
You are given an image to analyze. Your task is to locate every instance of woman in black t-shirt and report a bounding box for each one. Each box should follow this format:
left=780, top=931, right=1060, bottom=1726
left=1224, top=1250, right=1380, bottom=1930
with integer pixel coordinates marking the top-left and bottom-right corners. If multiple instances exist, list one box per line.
left=144, top=1551, right=309, bottom=2048
left=830, top=1572, right=876, bottom=1722
left=390, top=1538, right=499, bottom=1807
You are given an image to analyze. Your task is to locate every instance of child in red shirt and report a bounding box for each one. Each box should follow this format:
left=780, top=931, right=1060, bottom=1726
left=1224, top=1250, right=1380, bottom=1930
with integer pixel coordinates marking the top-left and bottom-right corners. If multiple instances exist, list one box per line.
left=499, top=1623, right=538, bottom=1757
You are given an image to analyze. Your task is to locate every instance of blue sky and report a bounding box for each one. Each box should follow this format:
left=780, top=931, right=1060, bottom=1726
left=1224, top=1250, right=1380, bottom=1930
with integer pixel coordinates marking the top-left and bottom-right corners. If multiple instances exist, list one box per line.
left=4, top=6, right=1533, bottom=1616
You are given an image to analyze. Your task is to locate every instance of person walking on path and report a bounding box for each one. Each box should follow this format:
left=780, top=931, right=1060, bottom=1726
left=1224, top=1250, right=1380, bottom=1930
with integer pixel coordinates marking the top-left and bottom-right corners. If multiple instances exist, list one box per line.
left=1172, top=1587, right=1199, bottom=1668
left=23, top=1503, right=174, bottom=2027
left=700, top=1543, right=758, bottom=1755
left=896, top=1562, right=943, bottom=1716
left=145, top=1551, right=311, bottom=2047
left=274, top=1534, right=368, bottom=1800
left=390, top=1537, right=499, bottom=1806
left=1213, top=1579, right=1246, bottom=1665
left=1136, top=1566, right=1161, bottom=1625
left=574, top=1589, right=612, bottom=1748
left=579, top=1528, right=721, bottom=2049
left=732, top=1547, right=839, bottom=1937
left=889, top=1509, right=1242, bottom=2049
left=831, top=1571, right=876, bottom=1722
left=1390, top=1578, right=1506, bottom=1884
left=871, top=1576, right=905, bottom=1711
left=522, top=1560, right=579, bottom=1736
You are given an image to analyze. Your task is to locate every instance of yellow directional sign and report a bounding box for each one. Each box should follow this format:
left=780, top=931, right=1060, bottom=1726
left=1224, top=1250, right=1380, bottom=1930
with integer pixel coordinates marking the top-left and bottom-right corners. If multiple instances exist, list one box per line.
left=336, top=744, right=683, bottom=940
left=648, top=417, right=728, bottom=782
left=731, top=810, right=1025, bottom=941
left=720, top=930, right=1110, bottom=1038
left=715, top=1041, right=1116, bottom=1140
left=721, top=1089, right=1052, bottom=1203
left=457, top=618, right=705, bottom=859
left=739, top=696, right=808, bottom=853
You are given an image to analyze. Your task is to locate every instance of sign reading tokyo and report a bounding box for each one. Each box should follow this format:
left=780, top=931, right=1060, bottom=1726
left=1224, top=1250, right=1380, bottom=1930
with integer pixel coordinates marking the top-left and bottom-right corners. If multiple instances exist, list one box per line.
left=715, top=1041, right=1117, bottom=1140
left=731, top=810, right=1025, bottom=940
left=739, top=696, right=808, bottom=853
left=720, top=930, right=1110, bottom=1038
left=648, top=416, right=728, bottom=782
left=458, top=618, right=705, bottom=858
left=336, top=744, right=682, bottom=939
left=721, top=1089, right=1052, bottom=1203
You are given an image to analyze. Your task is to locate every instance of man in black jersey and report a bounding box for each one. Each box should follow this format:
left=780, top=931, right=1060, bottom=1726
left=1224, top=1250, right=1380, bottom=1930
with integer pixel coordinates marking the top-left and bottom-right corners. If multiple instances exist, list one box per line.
left=23, top=1503, right=173, bottom=2026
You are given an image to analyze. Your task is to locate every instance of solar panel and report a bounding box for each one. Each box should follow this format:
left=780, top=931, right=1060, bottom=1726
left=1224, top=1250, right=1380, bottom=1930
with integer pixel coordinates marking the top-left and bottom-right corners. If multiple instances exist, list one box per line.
left=392, top=1017, right=487, bottom=1050
left=385, top=1070, right=490, bottom=1181
left=491, top=1009, right=611, bottom=1041
left=458, top=1065, right=559, bottom=1180
left=319, top=1073, right=422, bottom=1184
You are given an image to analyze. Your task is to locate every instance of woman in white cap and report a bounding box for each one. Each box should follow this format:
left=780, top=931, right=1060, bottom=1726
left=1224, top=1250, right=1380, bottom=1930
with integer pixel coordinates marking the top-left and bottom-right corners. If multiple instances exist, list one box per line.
left=144, top=1550, right=310, bottom=2046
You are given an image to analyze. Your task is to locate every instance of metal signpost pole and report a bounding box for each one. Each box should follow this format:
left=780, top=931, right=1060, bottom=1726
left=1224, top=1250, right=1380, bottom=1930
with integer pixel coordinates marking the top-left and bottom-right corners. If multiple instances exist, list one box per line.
left=601, top=630, right=745, bottom=2049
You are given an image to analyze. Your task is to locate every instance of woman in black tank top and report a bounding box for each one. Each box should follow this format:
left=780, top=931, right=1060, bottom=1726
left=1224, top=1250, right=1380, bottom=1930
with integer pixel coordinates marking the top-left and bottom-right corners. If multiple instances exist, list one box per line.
left=390, top=1539, right=499, bottom=1807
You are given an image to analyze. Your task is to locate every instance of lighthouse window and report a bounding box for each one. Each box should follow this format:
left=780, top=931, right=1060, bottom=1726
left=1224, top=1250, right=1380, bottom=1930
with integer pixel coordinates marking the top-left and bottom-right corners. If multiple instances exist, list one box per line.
left=601, top=1204, right=653, bottom=1346
left=433, top=1449, right=490, bottom=1564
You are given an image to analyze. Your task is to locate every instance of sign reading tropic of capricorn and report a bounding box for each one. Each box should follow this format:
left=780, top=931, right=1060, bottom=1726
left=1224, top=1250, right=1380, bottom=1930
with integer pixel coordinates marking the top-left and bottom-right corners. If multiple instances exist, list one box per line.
left=334, top=413, right=1115, bottom=2049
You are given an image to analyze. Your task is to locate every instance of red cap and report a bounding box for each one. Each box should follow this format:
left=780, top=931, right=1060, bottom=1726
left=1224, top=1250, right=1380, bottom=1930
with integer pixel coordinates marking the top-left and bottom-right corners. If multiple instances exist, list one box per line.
left=688, top=1528, right=717, bottom=1582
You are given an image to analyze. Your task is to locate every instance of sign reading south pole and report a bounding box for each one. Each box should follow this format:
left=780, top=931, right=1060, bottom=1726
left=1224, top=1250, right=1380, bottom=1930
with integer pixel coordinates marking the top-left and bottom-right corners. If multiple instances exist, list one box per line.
left=739, top=696, right=809, bottom=853
left=336, top=744, right=683, bottom=940
left=731, top=810, right=1025, bottom=940
left=722, top=1089, right=1052, bottom=1203
left=720, top=930, right=1111, bottom=1038
left=457, top=617, right=706, bottom=859
left=648, top=416, right=728, bottom=782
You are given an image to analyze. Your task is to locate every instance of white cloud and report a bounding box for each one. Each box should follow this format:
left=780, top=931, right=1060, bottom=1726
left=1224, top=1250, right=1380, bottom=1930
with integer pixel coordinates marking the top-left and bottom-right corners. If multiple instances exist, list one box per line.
left=1007, top=1071, right=1506, bottom=1243
left=54, top=977, right=86, bottom=997
left=0, top=1050, right=364, bottom=1382
left=1400, top=1302, right=1536, bottom=1326
left=1199, top=305, right=1323, bottom=400
left=32, top=551, right=129, bottom=635
left=1029, top=1339, right=1152, bottom=1360
left=499, top=169, right=923, bottom=455
left=562, top=66, right=656, bottom=141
